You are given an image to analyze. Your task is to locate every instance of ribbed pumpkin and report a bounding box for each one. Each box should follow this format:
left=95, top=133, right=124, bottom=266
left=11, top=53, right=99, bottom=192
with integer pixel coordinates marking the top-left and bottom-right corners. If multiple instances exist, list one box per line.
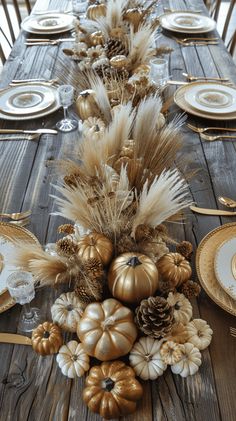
left=86, top=3, right=106, bottom=20
left=77, top=232, right=113, bottom=265
left=31, top=322, right=63, bottom=356
left=157, top=252, right=192, bottom=287
left=123, top=8, right=143, bottom=31
left=83, top=360, right=143, bottom=419
left=77, top=298, right=137, bottom=361
left=108, top=253, right=159, bottom=304
left=75, top=89, right=100, bottom=121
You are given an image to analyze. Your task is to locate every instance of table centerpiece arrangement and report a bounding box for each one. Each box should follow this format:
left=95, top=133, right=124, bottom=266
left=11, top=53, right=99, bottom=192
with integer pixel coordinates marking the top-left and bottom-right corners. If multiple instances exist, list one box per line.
left=13, top=0, right=213, bottom=419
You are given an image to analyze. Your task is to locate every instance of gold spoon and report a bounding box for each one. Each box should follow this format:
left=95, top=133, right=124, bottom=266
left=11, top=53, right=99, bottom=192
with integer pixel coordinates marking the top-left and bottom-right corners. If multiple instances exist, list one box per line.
left=218, top=196, right=236, bottom=208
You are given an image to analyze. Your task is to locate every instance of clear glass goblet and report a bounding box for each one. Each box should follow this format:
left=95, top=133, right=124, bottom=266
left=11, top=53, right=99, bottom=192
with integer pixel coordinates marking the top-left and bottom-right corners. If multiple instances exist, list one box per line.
left=56, top=84, right=78, bottom=132
left=71, top=0, right=87, bottom=18
left=7, top=271, right=41, bottom=333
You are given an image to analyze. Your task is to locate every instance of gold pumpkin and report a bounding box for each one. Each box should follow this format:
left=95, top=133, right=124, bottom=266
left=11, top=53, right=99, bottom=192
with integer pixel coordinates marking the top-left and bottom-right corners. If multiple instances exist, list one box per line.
left=77, top=232, right=113, bottom=265
left=86, top=3, right=106, bottom=20
left=75, top=89, right=100, bottom=121
left=110, top=54, right=128, bottom=69
left=157, top=252, right=192, bottom=287
left=108, top=252, right=159, bottom=304
left=83, top=360, right=143, bottom=419
left=77, top=298, right=137, bottom=361
left=31, top=321, right=63, bottom=356
left=90, top=30, right=105, bottom=46
left=123, top=8, right=144, bottom=32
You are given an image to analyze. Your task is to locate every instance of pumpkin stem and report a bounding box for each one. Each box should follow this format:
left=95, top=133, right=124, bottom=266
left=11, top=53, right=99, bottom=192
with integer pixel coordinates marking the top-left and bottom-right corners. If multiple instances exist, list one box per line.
left=102, top=378, right=115, bottom=392
left=102, top=316, right=115, bottom=330
left=94, top=124, right=100, bottom=132
left=43, top=331, right=50, bottom=338
left=127, top=256, right=142, bottom=267
left=67, top=304, right=74, bottom=311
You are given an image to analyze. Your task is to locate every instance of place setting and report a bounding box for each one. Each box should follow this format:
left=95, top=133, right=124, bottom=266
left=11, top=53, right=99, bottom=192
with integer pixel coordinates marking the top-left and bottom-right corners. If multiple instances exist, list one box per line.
left=159, top=11, right=216, bottom=34
left=21, top=12, right=76, bottom=35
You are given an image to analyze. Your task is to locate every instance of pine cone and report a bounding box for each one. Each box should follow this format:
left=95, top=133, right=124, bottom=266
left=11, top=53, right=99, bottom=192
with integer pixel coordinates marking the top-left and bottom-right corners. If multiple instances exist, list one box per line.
left=105, top=39, right=127, bottom=59
left=135, top=296, right=174, bottom=339
left=154, top=224, right=168, bottom=237
left=56, top=238, right=78, bottom=257
left=158, top=279, right=176, bottom=296
left=83, top=258, right=104, bottom=280
left=135, top=224, right=154, bottom=242
left=74, top=280, right=103, bottom=304
left=179, top=280, right=201, bottom=299
left=64, top=173, right=79, bottom=187
left=57, top=224, right=75, bottom=235
left=176, top=241, right=193, bottom=260
left=116, top=235, right=137, bottom=255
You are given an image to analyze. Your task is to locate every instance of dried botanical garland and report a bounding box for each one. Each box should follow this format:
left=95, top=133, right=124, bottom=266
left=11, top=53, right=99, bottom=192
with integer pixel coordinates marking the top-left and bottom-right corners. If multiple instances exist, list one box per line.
left=13, top=1, right=213, bottom=419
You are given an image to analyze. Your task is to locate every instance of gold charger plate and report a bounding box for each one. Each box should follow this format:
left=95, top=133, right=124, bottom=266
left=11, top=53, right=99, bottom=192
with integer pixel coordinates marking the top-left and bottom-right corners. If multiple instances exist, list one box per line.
left=196, top=223, right=236, bottom=316
left=174, top=82, right=236, bottom=120
left=0, top=222, right=39, bottom=314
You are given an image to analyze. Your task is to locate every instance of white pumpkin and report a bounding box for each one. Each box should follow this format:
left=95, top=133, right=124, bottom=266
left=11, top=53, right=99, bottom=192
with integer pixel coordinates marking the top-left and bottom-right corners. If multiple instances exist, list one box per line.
left=129, top=337, right=167, bottom=380
left=171, top=343, right=202, bottom=377
left=56, top=340, right=90, bottom=378
left=187, top=319, right=213, bottom=350
left=167, top=292, right=193, bottom=324
left=82, top=116, right=105, bottom=141
left=51, top=292, right=85, bottom=332
left=160, top=341, right=184, bottom=365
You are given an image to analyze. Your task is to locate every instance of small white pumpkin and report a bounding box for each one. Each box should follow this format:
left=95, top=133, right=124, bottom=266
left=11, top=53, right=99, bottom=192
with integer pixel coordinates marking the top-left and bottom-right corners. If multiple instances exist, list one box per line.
left=82, top=117, right=105, bottom=141
left=171, top=342, right=202, bottom=377
left=187, top=319, right=213, bottom=350
left=56, top=340, right=90, bottom=378
left=51, top=292, right=85, bottom=332
left=129, top=337, right=167, bottom=380
left=167, top=292, right=193, bottom=324
left=160, top=341, right=184, bottom=365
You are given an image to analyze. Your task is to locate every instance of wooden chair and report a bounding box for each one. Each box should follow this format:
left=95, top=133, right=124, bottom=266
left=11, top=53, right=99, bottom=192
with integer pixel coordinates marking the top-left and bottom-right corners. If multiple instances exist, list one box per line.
left=227, top=30, right=236, bottom=56
left=0, top=0, right=33, bottom=64
left=204, top=0, right=222, bottom=21
left=221, top=0, right=236, bottom=42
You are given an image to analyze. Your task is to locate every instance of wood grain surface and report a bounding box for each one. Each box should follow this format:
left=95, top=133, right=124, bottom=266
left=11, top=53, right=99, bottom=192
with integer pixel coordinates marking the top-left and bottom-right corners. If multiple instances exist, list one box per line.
left=0, top=0, right=235, bottom=420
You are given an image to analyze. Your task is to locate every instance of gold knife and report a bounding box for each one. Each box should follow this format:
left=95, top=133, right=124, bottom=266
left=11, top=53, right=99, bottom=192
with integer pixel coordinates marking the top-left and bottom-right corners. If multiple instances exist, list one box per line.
left=190, top=205, right=236, bottom=216
left=0, top=333, right=32, bottom=345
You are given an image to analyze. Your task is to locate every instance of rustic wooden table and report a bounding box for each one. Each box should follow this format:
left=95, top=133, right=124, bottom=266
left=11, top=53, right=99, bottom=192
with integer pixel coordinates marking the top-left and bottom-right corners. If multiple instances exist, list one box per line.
left=0, top=0, right=236, bottom=420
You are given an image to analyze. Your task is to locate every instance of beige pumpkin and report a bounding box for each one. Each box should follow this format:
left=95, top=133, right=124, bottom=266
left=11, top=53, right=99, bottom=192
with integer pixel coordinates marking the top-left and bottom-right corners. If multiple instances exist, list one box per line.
left=86, top=3, right=106, bottom=20
left=75, top=89, right=100, bottom=121
left=157, top=252, right=192, bottom=287
left=167, top=292, right=193, bottom=324
left=90, top=30, right=105, bottom=46
left=77, top=231, right=113, bottom=265
left=82, top=116, right=105, bottom=141
left=123, top=8, right=143, bottom=31
left=56, top=340, right=90, bottom=378
left=110, top=55, right=129, bottom=69
left=108, top=252, right=159, bottom=304
left=51, top=292, right=85, bottom=332
left=129, top=337, right=167, bottom=380
left=171, top=342, right=202, bottom=377
left=77, top=298, right=137, bottom=361
left=187, top=319, right=213, bottom=350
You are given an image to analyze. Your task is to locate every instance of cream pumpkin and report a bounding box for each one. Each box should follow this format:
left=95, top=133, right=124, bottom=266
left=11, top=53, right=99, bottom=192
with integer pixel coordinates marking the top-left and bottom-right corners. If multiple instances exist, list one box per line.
left=187, top=319, right=213, bottom=350
left=167, top=292, right=193, bottom=324
left=171, top=342, right=202, bottom=377
left=56, top=340, right=90, bottom=378
left=77, top=298, right=137, bottom=361
left=51, top=292, right=85, bottom=333
left=129, top=337, right=167, bottom=380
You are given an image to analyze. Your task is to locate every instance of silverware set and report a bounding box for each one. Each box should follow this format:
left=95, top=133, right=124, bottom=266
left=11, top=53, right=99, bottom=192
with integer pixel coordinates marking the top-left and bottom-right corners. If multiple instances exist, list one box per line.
left=173, top=36, right=219, bottom=46
left=0, top=129, right=57, bottom=142
left=25, top=38, right=74, bottom=46
left=0, top=210, right=31, bottom=226
left=187, top=123, right=236, bottom=141
left=182, top=72, right=230, bottom=82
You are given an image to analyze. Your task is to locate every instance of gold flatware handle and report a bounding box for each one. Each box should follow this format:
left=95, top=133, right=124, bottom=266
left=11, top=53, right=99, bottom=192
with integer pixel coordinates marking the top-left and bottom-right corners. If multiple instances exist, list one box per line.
left=190, top=205, right=236, bottom=216
left=0, top=333, right=32, bottom=345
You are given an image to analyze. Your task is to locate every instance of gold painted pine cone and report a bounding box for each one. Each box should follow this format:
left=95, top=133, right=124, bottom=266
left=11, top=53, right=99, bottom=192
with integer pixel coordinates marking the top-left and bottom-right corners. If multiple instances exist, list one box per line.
left=135, top=296, right=174, bottom=339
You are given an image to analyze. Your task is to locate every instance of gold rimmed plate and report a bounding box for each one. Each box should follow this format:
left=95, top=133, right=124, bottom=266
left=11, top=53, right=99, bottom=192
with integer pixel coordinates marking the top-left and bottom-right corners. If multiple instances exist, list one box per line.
left=159, top=12, right=216, bottom=34
left=0, top=222, right=39, bottom=313
left=174, top=82, right=236, bottom=120
left=196, top=223, right=236, bottom=316
left=21, top=13, right=75, bottom=35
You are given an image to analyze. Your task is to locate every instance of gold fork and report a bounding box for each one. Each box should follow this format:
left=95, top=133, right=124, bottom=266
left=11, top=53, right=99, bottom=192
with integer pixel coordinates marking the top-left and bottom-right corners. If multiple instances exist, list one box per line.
left=176, top=40, right=218, bottom=46
left=174, top=36, right=218, bottom=43
left=183, top=72, right=229, bottom=82
left=200, top=133, right=236, bottom=141
left=187, top=123, right=236, bottom=133
left=0, top=210, right=31, bottom=220
left=8, top=218, right=31, bottom=227
left=229, top=327, right=236, bottom=338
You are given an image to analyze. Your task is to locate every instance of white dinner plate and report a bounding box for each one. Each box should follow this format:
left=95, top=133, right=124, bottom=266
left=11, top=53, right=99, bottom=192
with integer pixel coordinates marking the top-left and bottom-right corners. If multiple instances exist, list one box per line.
left=0, top=84, right=55, bottom=116
left=174, top=82, right=236, bottom=120
left=184, top=83, right=236, bottom=114
left=21, top=13, right=75, bottom=34
left=214, top=237, right=236, bottom=300
left=159, top=12, right=216, bottom=33
left=0, top=84, right=60, bottom=120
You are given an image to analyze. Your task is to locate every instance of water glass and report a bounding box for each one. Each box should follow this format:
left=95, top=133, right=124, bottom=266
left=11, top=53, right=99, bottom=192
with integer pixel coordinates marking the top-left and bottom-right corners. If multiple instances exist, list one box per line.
left=71, top=0, right=87, bottom=15
left=56, top=84, right=78, bottom=132
left=7, top=271, right=41, bottom=333
left=150, top=58, right=169, bottom=87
